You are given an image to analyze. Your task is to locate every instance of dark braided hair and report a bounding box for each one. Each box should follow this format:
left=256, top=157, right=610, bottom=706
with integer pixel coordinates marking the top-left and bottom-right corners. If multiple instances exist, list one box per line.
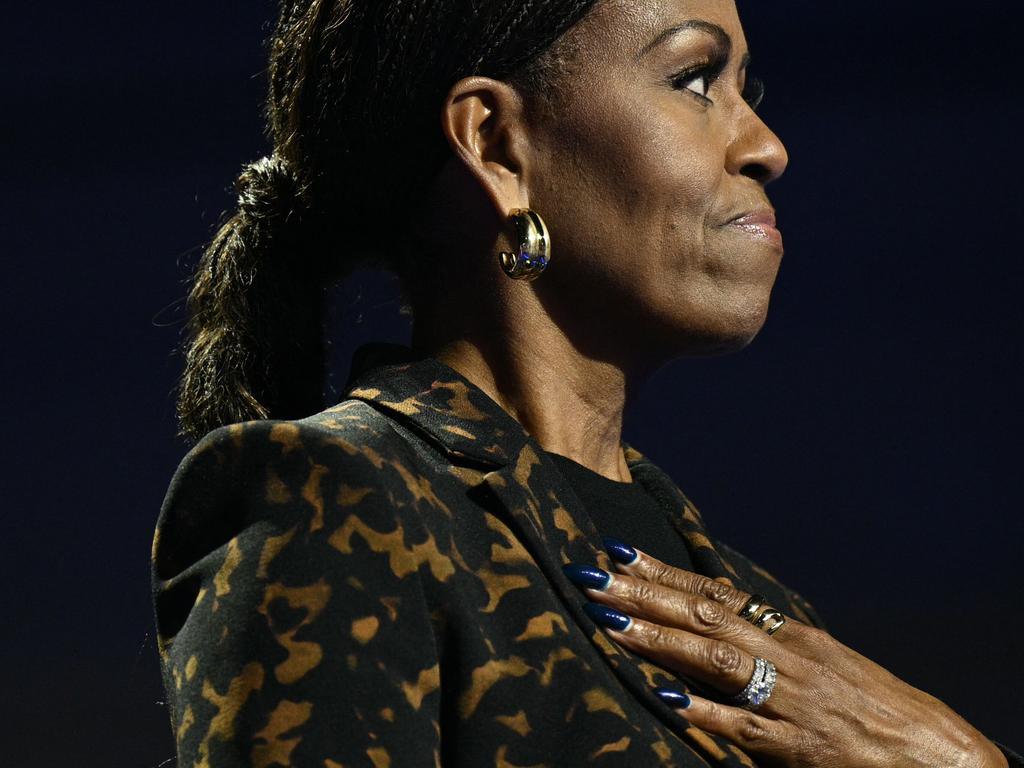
left=177, top=0, right=601, bottom=442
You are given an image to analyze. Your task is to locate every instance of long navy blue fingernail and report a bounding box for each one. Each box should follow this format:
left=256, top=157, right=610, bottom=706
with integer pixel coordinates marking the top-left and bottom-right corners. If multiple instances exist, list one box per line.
left=654, top=687, right=691, bottom=710
left=602, top=536, right=638, bottom=565
left=583, top=602, right=632, bottom=631
left=563, top=564, right=612, bottom=591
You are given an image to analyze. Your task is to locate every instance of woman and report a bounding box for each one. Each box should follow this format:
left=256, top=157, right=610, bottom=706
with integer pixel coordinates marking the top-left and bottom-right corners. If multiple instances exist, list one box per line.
left=152, top=0, right=1020, bottom=765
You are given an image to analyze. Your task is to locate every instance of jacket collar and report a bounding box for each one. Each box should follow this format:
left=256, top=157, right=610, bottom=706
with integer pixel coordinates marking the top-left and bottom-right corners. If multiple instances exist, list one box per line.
left=342, top=342, right=745, bottom=585
left=343, top=344, right=759, bottom=761
left=343, top=343, right=535, bottom=468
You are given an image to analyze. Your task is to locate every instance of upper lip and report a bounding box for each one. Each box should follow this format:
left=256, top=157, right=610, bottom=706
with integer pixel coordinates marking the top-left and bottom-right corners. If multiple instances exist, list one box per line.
left=727, top=208, right=777, bottom=228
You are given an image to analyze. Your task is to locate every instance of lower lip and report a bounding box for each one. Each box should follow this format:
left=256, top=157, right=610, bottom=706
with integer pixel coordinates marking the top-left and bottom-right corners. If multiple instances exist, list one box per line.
left=730, top=222, right=784, bottom=250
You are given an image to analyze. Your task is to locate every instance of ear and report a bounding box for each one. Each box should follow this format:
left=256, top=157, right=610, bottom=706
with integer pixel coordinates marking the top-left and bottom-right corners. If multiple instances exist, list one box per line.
left=440, top=76, right=533, bottom=220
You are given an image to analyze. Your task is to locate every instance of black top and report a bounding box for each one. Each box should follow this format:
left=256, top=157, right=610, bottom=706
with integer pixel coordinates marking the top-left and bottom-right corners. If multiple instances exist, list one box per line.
left=546, top=451, right=695, bottom=571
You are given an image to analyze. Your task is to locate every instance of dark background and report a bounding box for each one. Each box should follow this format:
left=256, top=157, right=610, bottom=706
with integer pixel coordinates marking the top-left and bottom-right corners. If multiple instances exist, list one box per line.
left=5, top=1, right=1022, bottom=764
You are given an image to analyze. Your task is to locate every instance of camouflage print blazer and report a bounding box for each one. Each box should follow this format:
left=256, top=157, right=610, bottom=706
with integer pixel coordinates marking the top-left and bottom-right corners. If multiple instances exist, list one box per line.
left=152, top=345, right=826, bottom=767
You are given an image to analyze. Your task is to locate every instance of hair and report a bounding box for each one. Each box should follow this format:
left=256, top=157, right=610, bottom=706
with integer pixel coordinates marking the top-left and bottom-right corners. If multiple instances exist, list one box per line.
left=176, top=0, right=600, bottom=442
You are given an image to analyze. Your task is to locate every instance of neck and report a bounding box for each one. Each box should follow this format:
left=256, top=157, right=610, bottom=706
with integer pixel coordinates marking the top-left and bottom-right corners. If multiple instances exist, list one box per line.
left=413, top=300, right=643, bottom=483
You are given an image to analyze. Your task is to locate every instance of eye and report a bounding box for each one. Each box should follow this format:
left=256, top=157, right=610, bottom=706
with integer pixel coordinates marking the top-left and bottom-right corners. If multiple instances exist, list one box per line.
left=674, top=70, right=713, bottom=100
left=671, top=64, right=720, bottom=105
left=669, top=57, right=727, bottom=106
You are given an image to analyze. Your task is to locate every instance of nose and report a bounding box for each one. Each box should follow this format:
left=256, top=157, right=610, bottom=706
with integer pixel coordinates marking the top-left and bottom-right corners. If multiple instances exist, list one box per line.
left=727, top=107, right=789, bottom=186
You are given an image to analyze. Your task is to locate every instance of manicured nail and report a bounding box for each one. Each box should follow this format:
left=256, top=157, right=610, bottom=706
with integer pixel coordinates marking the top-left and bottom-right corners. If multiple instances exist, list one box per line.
left=583, top=602, right=632, bottom=631
left=563, top=564, right=612, bottom=591
left=602, top=536, right=638, bottom=565
left=654, top=687, right=691, bottom=710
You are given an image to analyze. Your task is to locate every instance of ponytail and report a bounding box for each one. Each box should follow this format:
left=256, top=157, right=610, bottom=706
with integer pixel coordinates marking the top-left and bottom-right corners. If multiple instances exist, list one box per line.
left=175, top=0, right=601, bottom=442
left=176, top=156, right=327, bottom=442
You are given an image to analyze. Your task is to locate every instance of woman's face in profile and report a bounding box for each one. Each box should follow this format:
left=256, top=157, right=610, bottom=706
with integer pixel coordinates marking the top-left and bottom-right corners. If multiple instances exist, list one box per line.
left=529, top=0, right=788, bottom=360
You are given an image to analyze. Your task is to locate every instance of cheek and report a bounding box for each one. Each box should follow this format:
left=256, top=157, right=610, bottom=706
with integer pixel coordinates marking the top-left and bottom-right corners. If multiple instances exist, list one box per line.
left=540, top=91, right=722, bottom=280
left=533, top=84, right=776, bottom=352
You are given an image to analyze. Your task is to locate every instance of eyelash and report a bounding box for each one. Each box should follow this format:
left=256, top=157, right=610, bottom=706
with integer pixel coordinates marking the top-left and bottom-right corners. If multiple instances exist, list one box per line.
left=669, top=60, right=765, bottom=111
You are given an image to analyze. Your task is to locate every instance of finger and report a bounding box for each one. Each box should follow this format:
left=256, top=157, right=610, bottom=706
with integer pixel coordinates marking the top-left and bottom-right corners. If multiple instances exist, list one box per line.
left=602, top=540, right=808, bottom=644
left=565, top=565, right=768, bottom=650
left=587, top=606, right=758, bottom=697
left=663, top=693, right=795, bottom=761
left=602, top=539, right=751, bottom=616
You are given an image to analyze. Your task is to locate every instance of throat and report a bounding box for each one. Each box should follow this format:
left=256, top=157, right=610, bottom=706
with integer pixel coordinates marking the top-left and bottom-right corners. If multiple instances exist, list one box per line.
left=423, top=339, right=634, bottom=482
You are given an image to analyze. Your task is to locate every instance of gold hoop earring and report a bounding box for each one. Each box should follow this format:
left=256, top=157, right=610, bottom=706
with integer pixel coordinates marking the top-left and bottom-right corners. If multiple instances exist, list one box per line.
left=498, top=208, right=551, bottom=281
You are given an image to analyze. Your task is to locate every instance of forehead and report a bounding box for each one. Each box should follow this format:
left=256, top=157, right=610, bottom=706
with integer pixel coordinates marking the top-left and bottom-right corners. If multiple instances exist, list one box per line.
left=579, top=0, right=747, bottom=57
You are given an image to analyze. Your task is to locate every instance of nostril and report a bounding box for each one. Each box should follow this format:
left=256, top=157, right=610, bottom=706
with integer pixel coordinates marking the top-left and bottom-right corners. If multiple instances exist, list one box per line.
left=741, top=162, right=774, bottom=185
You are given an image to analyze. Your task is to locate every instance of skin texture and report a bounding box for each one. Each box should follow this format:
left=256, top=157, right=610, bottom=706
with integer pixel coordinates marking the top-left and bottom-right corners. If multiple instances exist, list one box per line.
left=581, top=550, right=1008, bottom=768
left=411, top=0, right=1007, bottom=764
left=413, top=0, right=784, bottom=482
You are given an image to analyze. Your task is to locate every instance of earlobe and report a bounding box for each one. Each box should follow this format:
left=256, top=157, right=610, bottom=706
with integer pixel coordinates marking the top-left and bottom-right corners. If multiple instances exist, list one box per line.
left=440, top=76, right=532, bottom=218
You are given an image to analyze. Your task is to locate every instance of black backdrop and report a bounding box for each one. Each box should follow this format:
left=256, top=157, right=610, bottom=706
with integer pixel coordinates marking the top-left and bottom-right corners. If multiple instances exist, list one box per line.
left=5, top=1, right=1023, bottom=764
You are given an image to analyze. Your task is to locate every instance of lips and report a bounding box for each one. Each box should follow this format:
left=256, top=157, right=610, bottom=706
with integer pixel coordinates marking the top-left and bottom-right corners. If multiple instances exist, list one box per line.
left=727, top=209, right=783, bottom=250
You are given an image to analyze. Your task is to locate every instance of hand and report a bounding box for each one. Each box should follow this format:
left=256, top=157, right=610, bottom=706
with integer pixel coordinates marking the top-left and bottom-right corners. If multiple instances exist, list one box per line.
left=564, top=547, right=1007, bottom=768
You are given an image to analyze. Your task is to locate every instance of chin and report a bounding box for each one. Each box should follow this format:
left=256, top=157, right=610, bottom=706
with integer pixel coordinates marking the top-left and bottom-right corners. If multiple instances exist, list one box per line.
left=668, top=300, right=772, bottom=358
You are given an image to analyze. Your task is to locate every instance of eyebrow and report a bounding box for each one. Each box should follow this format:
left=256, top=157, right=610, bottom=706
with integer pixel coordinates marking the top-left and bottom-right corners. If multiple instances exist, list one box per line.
left=638, top=19, right=733, bottom=60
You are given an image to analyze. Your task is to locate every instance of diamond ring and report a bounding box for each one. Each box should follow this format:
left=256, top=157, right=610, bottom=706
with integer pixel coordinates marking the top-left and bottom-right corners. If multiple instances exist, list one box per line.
left=732, top=657, right=777, bottom=711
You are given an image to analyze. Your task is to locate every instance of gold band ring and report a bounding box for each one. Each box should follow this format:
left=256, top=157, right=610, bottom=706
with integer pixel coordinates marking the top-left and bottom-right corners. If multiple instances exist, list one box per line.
left=737, top=594, right=767, bottom=622
left=755, top=609, right=787, bottom=636
left=739, top=594, right=787, bottom=636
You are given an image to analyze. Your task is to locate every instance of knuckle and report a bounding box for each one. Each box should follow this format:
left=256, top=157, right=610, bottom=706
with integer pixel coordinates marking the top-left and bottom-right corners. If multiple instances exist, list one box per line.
left=707, top=640, right=743, bottom=675
left=737, top=715, right=771, bottom=747
left=801, top=625, right=831, bottom=648
left=700, top=579, right=734, bottom=605
left=703, top=702, right=729, bottom=728
left=800, top=626, right=840, bottom=657
left=647, top=560, right=674, bottom=585
left=641, top=621, right=667, bottom=648
left=631, top=579, right=657, bottom=607
left=693, top=598, right=728, bottom=630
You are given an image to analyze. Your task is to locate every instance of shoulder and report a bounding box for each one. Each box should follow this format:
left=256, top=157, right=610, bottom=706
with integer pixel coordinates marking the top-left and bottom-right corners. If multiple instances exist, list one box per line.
left=166, top=398, right=407, bottom=490
left=152, top=399, right=437, bottom=583
left=153, top=404, right=452, bottom=758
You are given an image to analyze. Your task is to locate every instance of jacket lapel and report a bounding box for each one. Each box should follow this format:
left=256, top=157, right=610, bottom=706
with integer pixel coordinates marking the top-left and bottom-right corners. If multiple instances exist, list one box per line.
left=479, top=444, right=700, bottom=707
left=342, top=346, right=756, bottom=754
